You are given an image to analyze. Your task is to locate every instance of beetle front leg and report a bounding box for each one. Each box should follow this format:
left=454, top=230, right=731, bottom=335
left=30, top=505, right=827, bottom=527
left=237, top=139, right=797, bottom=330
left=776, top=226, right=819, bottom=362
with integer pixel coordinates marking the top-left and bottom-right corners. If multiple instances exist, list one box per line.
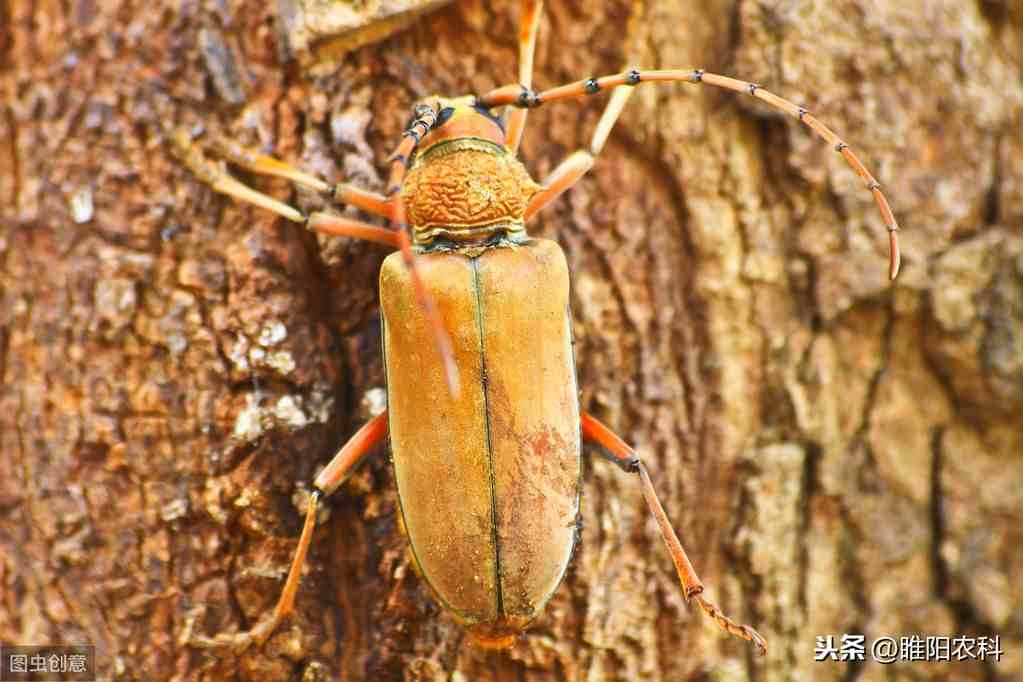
left=505, top=0, right=544, bottom=154
left=524, top=84, right=635, bottom=220
left=172, top=129, right=402, bottom=249
left=171, top=127, right=394, bottom=219
left=581, top=411, right=768, bottom=655
left=190, top=413, right=388, bottom=653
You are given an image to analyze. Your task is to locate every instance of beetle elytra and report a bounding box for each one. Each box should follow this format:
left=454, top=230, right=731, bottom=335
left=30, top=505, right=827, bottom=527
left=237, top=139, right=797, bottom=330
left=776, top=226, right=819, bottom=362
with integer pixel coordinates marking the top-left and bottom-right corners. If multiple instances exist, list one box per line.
left=175, top=0, right=900, bottom=655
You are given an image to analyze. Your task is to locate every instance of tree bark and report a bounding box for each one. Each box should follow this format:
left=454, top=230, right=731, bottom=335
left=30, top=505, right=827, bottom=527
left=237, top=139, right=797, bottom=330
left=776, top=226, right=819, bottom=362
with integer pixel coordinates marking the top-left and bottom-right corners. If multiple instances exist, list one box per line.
left=2, top=0, right=1021, bottom=680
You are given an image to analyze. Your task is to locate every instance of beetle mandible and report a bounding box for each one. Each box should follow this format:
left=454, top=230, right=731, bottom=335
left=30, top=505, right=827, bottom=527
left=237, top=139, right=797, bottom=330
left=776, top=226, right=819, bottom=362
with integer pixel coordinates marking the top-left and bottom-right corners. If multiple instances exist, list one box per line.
left=175, top=0, right=900, bottom=655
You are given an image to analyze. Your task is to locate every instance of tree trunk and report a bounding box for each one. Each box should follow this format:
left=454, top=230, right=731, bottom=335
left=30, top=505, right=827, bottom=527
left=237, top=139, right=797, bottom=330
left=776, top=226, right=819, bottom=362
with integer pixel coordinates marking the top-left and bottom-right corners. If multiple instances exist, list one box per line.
left=2, top=0, right=1021, bottom=680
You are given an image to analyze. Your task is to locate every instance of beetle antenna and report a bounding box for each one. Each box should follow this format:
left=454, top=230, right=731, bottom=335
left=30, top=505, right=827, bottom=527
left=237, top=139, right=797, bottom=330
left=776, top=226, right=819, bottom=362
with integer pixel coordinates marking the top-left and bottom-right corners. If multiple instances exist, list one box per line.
left=479, top=69, right=901, bottom=280
left=385, top=105, right=462, bottom=396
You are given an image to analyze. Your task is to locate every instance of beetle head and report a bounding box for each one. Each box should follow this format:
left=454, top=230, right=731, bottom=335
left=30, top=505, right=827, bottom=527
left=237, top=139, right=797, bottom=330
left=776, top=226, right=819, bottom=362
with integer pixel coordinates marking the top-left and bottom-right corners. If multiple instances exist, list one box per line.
left=410, top=95, right=507, bottom=156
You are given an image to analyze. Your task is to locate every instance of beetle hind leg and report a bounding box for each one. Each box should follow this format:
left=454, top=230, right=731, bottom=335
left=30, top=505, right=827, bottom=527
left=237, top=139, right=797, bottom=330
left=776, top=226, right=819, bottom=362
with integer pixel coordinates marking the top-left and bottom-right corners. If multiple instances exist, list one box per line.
left=189, top=490, right=322, bottom=653
left=188, top=413, right=388, bottom=652
left=581, top=411, right=768, bottom=655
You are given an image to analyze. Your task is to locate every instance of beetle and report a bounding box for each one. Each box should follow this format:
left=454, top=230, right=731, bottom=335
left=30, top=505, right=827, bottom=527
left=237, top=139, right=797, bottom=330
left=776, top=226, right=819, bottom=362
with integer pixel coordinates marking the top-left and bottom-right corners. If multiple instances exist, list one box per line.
left=174, top=0, right=899, bottom=655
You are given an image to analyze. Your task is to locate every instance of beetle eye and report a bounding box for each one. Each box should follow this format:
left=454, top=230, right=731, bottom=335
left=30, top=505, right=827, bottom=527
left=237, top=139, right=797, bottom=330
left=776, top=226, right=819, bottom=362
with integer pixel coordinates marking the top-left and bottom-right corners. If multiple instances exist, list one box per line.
left=435, top=106, right=456, bottom=127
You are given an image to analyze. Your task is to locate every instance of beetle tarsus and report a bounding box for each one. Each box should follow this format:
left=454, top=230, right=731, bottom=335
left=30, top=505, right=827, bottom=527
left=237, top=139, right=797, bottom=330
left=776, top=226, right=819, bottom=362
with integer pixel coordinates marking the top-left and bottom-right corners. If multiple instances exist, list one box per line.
left=889, top=229, right=902, bottom=280
left=187, top=616, right=275, bottom=654
left=692, top=592, right=768, bottom=655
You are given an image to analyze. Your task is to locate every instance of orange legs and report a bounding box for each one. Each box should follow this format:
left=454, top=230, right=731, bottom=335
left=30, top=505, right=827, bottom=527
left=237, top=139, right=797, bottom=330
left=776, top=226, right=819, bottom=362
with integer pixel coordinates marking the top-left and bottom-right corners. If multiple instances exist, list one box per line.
left=175, top=129, right=393, bottom=217
left=305, top=213, right=400, bottom=248
left=173, top=112, right=460, bottom=395
left=505, top=0, right=544, bottom=154
left=313, top=411, right=389, bottom=496
left=581, top=411, right=768, bottom=654
left=170, top=128, right=399, bottom=246
left=481, top=69, right=901, bottom=280
left=191, top=413, right=389, bottom=652
left=206, top=133, right=393, bottom=217
left=525, top=85, right=634, bottom=220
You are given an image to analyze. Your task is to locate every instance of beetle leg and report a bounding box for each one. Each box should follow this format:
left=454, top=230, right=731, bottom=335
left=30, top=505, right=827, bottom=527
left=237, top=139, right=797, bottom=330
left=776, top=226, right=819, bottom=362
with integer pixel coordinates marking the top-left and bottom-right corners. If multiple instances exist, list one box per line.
left=172, top=127, right=394, bottom=219
left=172, top=129, right=402, bottom=248
left=480, top=68, right=901, bottom=279
left=305, top=212, right=401, bottom=248
left=190, top=413, right=388, bottom=652
left=505, top=0, right=544, bottom=154
left=171, top=127, right=303, bottom=222
left=581, top=411, right=768, bottom=655
left=525, top=85, right=634, bottom=220
left=313, top=411, right=389, bottom=495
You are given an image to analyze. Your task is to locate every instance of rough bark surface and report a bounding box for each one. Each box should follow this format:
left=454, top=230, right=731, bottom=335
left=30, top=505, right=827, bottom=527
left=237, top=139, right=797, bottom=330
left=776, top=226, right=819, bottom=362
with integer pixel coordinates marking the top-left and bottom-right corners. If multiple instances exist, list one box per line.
left=2, top=1, right=1021, bottom=680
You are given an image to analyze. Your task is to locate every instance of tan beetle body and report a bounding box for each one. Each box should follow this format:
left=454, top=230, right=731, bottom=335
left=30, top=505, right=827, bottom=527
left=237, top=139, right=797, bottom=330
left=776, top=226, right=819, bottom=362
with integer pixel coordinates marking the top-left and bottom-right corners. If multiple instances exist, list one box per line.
left=381, top=101, right=582, bottom=647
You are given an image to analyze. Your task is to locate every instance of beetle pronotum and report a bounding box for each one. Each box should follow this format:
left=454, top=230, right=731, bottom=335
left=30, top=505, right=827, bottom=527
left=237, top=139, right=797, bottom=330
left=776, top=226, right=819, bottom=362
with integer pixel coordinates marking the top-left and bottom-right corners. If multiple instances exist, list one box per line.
left=175, top=0, right=899, bottom=655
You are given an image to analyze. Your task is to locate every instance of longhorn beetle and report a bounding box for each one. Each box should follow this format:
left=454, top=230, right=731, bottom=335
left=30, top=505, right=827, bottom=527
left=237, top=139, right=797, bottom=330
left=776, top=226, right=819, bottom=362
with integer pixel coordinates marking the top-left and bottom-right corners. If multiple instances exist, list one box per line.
left=174, top=0, right=900, bottom=655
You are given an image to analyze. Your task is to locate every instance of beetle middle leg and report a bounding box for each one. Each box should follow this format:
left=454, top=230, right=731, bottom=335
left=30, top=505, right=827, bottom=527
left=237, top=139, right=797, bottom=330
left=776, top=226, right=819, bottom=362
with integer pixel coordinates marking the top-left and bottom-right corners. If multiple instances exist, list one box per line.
left=191, top=413, right=389, bottom=652
left=581, top=411, right=768, bottom=654
left=504, top=0, right=544, bottom=154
